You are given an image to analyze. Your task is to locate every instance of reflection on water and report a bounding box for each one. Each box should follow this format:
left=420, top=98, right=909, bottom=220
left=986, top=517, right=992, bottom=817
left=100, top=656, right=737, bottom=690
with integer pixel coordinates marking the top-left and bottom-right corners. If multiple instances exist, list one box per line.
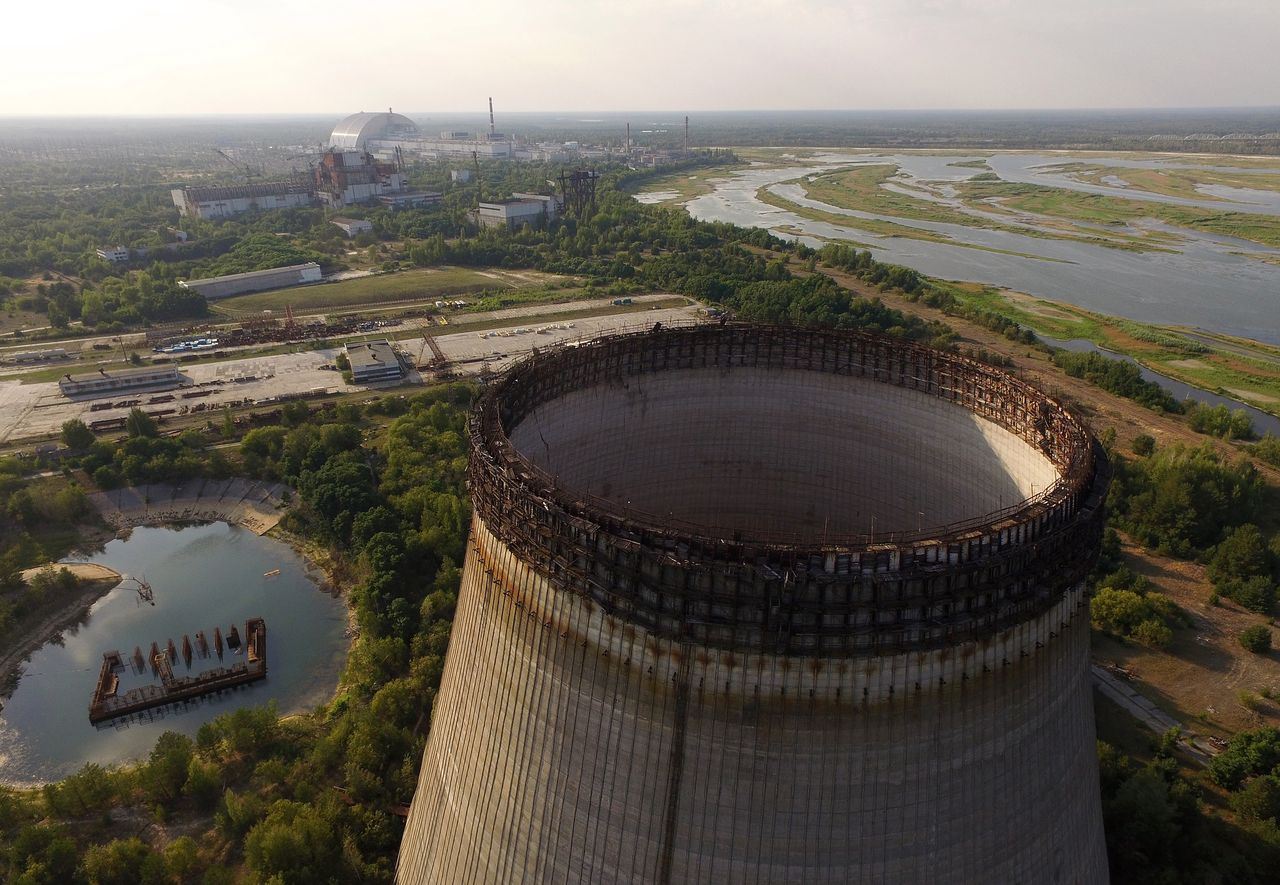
left=0, top=522, right=348, bottom=785
left=673, top=153, right=1280, bottom=344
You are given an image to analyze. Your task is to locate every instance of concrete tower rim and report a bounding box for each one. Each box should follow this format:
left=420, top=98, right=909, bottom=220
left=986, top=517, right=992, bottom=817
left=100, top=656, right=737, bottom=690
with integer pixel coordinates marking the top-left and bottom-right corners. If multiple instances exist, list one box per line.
left=476, top=322, right=1101, bottom=551
left=467, top=323, right=1111, bottom=659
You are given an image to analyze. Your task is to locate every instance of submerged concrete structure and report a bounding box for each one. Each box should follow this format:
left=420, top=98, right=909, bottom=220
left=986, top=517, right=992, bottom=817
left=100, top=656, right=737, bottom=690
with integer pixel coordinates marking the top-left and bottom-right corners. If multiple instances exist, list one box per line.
left=397, top=324, right=1111, bottom=884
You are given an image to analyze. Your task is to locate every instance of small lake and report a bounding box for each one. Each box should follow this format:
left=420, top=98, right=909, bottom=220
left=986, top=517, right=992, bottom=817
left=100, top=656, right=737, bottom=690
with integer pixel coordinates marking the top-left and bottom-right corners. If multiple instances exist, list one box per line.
left=0, top=522, right=348, bottom=785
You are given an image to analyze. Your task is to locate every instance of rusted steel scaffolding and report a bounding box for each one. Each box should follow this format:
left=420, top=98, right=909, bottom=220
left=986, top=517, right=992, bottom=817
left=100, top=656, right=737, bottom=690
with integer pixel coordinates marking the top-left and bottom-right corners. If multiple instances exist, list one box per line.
left=89, top=618, right=267, bottom=724
left=468, top=323, right=1108, bottom=658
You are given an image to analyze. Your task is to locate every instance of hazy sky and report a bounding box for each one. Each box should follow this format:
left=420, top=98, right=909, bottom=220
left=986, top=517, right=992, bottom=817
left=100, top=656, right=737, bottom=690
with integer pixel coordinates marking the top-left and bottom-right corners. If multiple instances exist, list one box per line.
left=6, top=0, right=1278, bottom=115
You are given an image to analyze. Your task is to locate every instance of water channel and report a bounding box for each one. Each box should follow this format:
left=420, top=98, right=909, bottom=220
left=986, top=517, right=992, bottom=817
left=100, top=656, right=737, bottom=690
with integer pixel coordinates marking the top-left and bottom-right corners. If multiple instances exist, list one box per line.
left=0, top=522, right=348, bottom=785
left=669, top=153, right=1280, bottom=345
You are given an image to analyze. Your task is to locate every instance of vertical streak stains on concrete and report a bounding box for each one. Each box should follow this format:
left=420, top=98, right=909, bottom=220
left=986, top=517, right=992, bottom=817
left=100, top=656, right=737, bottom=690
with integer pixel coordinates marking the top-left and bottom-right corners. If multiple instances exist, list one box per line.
left=657, top=647, right=692, bottom=885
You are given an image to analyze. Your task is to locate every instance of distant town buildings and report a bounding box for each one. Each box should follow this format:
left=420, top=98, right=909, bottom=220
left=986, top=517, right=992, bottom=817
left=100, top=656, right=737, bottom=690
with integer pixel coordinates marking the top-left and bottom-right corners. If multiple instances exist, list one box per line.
left=96, top=246, right=130, bottom=263
left=331, top=217, right=374, bottom=238
left=179, top=262, right=322, bottom=300
left=344, top=340, right=404, bottom=384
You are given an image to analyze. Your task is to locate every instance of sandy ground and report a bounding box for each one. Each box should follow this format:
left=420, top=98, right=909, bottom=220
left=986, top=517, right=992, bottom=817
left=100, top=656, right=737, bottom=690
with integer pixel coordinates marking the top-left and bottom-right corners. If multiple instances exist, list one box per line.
left=18, top=562, right=120, bottom=583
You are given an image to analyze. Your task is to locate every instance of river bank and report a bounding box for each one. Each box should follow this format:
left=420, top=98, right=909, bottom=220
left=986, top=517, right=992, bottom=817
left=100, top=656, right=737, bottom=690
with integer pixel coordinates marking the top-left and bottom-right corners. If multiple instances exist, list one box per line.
left=0, top=568, right=121, bottom=700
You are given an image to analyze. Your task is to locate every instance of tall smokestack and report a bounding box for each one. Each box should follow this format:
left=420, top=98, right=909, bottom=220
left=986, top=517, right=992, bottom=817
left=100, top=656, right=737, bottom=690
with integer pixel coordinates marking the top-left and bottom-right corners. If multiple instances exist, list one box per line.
left=394, top=325, right=1111, bottom=884
left=489, top=97, right=495, bottom=136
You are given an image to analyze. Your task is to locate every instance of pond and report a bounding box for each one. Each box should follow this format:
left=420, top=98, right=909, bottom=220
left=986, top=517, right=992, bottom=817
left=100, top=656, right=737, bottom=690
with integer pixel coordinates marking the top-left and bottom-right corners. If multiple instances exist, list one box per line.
left=0, top=522, right=349, bottom=785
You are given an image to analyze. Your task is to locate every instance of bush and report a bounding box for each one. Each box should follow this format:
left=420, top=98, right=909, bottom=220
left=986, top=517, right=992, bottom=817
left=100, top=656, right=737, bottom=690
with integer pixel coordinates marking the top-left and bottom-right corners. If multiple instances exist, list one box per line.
left=1241, top=624, right=1274, bottom=654
left=1231, top=774, right=1280, bottom=822
left=1209, top=726, right=1280, bottom=790
left=1091, top=568, right=1182, bottom=646
left=1133, top=619, right=1174, bottom=649
left=1113, top=443, right=1265, bottom=557
left=1222, top=576, right=1277, bottom=614
left=1131, top=434, right=1156, bottom=456
left=1252, top=434, right=1280, bottom=468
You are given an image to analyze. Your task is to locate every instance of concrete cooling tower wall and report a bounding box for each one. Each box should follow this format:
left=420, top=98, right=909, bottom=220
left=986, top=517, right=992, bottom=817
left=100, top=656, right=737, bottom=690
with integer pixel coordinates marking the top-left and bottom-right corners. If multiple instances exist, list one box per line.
left=397, top=324, right=1112, bottom=884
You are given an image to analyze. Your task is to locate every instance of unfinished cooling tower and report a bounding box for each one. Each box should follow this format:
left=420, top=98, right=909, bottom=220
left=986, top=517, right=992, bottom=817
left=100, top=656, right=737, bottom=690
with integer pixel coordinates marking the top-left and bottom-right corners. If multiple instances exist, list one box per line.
left=397, top=324, right=1111, bottom=884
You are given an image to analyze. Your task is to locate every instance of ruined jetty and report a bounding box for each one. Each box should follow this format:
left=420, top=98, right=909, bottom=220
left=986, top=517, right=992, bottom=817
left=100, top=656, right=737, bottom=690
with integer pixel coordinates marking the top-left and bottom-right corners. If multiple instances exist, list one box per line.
left=89, top=619, right=267, bottom=724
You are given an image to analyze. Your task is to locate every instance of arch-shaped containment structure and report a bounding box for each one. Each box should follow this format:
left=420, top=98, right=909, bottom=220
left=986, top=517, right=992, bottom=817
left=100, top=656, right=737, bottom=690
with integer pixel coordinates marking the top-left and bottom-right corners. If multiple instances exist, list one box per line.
left=397, top=324, right=1111, bottom=884
left=328, top=111, right=419, bottom=150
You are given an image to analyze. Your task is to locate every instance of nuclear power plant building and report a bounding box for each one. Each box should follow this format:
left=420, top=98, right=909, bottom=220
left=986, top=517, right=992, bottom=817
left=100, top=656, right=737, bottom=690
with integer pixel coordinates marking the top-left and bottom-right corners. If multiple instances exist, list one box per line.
left=396, top=324, right=1112, bottom=884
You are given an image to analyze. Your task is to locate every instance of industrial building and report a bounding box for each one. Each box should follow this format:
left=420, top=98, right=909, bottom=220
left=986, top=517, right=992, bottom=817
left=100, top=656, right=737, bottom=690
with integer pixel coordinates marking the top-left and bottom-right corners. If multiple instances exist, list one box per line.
left=331, top=217, right=373, bottom=237
left=58, top=365, right=182, bottom=398
left=179, top=263, right=322, bottom=301
left=344, top=340, right=404, bottom=384
left=313, top=150, right=407, bottom=209
left=171, top=182, right=316, bottom=220
left=329, top=110, right=514, bottom=161
left=474, top=192, right=562, bottom=230
left=396, top=324, right=1111, bottom=884
left=96, top=246, right=130, bottom=263
left=378, top=191, right=442, bottom=210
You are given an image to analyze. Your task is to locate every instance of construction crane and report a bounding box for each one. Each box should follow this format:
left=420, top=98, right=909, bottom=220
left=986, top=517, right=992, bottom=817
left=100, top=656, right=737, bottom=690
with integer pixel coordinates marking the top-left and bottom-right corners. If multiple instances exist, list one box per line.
left=213, top=149, right=260, bottom=184
left=472, top=151, right=482, bottom=209
left=417, top=334, right=448, bottom=371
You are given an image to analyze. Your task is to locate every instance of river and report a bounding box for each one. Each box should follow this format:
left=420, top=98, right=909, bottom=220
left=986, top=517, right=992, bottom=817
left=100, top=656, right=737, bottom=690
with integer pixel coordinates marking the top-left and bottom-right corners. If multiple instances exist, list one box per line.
left=669, top=152, right=1280, bottom=345
left=0, top=522, right=348, bottom=784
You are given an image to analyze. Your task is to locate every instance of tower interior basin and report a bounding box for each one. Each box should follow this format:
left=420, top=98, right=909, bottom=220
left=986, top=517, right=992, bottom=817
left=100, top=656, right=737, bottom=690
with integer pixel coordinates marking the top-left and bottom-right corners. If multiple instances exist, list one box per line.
left=508, top=366, right=1060, bottom=539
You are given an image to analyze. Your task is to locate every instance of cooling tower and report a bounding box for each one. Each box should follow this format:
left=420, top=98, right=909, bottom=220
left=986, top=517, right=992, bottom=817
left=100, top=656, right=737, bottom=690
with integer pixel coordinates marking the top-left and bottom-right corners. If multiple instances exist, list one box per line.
left=397, top=324, right=1111, bottom=884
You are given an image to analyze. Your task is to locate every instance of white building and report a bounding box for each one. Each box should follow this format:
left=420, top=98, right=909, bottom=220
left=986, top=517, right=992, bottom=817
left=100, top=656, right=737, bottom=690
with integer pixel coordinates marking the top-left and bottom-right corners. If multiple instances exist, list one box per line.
left=172, top=183, right=315, bottom=220
left=331, top=217, right=374, bottom=237
left=475, top=193, right=562, bottom=230
left=345, top=340, right=404, bottom=384
left=59, top=365, right=182, bottom=398
left=96, top=246, right=130, bottom=263
left=179, top=263, right=322, bottom=300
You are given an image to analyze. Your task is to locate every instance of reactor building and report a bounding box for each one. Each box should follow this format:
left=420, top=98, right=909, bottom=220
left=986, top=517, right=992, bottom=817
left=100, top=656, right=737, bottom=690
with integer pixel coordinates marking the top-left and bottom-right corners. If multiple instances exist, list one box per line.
left=396, top=323, right=1111, bottom=884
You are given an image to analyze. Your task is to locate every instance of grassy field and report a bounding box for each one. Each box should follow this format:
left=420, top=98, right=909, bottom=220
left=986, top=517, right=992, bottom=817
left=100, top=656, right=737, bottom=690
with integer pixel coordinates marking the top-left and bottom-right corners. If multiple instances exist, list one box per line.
left=757, top=183, right=1074, bottom=262
left=932, top=280, right=1280, bottom=415
left=627, top=166, right=745, bottom=205
left=213, top=267, right=573, bottom=313
left=959, top=178, right=1280, bottom=250
left=1042, top=161, right=1280, bottom=202
left=796, top=165, right=1171, bottom=253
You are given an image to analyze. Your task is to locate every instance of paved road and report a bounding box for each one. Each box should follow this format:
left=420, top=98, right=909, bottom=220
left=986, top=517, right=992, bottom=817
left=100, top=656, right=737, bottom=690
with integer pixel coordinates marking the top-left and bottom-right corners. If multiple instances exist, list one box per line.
left=1092, top=664, right=1213, bottom=767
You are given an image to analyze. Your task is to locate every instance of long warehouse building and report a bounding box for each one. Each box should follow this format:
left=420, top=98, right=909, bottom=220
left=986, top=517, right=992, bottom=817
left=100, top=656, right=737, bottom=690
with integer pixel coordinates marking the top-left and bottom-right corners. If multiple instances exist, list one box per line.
left=396, top=324, right=1112, bottom=884
left=179, top=263, right=322, bottom=301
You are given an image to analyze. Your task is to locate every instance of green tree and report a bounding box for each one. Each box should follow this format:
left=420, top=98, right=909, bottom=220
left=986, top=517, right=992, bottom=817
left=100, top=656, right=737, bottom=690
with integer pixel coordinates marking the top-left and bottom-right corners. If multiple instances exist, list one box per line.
left=1240, top=624, right=1273, bottom=654
left=1209, top=525, right=1274, bottom=586
left=125, top=408, right=157, bottom=439
left=244, top=800, right=340, bottom=884
left=1231, top=775, right=1280, bottom=823
left=81, top=837, right=167, bottom=885
left=60, top=419, right=95, bottom=450
left=144, top=731, right=193, bottom=802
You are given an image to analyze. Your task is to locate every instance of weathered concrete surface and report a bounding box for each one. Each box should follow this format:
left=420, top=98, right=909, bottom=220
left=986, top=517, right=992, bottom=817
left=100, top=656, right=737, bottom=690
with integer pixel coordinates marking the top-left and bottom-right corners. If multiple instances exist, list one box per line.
left=397, top=516, right=1109, bottom=884
left=510, top=367, right=1057, bottom=536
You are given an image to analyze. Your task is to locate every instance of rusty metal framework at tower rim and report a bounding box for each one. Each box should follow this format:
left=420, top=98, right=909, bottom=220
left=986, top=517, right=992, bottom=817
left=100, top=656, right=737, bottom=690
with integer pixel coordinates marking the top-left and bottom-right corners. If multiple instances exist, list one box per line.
left=469, top=324, right=1110, bottom=658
